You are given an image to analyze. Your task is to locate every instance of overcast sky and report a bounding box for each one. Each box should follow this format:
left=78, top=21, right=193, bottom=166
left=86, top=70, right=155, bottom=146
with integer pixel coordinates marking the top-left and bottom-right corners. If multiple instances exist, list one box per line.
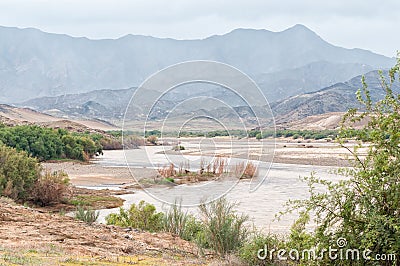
left=0, top=0, right=399, bottom=57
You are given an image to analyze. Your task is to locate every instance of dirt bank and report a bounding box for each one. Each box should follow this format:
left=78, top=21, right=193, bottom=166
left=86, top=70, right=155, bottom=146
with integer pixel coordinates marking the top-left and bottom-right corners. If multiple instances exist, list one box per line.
left=0, top=198, right=211, bottom=265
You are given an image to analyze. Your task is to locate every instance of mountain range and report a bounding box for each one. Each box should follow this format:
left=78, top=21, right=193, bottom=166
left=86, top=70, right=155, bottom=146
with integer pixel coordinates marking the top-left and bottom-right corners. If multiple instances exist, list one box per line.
left=272, top=70, right=400, bottom=123
left=1, top=24, right=398, bottom=126
left=21, top=69, right=400, bottom=126
left=0, top=24, right=395, bottom=103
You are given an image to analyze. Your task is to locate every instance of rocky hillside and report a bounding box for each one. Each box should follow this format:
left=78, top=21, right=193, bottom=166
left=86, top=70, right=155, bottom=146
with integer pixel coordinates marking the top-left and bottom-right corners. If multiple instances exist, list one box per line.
left=20, top=69, right=399, bottom=127
left=272, top=70, right=400, bottom=123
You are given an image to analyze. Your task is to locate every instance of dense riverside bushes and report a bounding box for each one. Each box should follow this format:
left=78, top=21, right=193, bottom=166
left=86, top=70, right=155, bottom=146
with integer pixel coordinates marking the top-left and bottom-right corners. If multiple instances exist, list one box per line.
left=0, top=125, right=102, bottom=161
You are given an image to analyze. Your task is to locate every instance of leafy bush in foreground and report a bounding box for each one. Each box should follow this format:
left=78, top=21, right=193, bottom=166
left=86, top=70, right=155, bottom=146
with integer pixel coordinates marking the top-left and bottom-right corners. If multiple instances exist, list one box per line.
left=106, top=197, right=250, bottom=257
left=0, top=145, right=40, bottom=200
left=238, top=231, right=284, bottom=266
left=162, top=201, right=203, bottom=241
left=106, top=200, right=163, bottom=232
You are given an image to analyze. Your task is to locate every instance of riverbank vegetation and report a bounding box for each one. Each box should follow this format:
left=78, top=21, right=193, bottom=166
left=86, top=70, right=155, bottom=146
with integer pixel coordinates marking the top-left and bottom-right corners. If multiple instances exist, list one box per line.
left=117, top=128, right=342, bottom=140
left=0, top=145, right=123, bottom=212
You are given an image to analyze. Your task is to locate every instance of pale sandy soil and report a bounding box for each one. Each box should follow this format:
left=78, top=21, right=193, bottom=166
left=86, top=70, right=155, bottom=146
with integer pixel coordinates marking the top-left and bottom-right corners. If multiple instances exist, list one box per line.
left=41, top=162, right=139, bottom=187
left=178, top=138, right=366, bottom=167
left=272, top=141, right=365, bottom=167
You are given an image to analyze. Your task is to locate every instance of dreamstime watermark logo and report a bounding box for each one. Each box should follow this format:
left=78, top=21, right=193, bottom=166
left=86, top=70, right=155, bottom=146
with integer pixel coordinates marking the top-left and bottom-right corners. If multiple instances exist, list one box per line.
left=122, top=61, right=275, bottom=206
left=257, top=237, right=397, bottom=262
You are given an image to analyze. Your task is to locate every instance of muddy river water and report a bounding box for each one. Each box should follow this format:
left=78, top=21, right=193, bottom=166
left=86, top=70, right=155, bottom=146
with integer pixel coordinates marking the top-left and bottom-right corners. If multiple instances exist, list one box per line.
left=93, top=139, right=344, bottom=233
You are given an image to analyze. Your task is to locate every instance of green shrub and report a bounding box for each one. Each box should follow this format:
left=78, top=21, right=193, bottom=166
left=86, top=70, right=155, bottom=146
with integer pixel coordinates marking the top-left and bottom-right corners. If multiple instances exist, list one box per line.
left=162, top=201, right=202, bottom=241
left=284, top=131, right=294, bottom=137
left=248, top=130, right=259, bottom=138
left=62, top=134, right=101, bottom=161
left=313, top=133, right=325, bottom=140
left=106, top=200, right=163, bottom=232
left=31, top=170, right=70, bottom=206
left=198, top=197, right=250, bottom=256
left=0, top=145, right=40, bottom=200
left=182, top=215, right=204, bottom=242
left=74, top=205, right=99, bottom=225
left=292, top=133, right=300, bottom=139
left=163, top=201, right=188, bottom=236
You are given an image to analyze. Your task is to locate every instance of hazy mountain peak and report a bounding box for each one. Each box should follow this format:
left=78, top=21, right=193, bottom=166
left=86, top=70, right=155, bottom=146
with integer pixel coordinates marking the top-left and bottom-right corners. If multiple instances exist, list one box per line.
left=286, top=24, right=313, bottom=32
left=280, top=24, right=321, bottom=39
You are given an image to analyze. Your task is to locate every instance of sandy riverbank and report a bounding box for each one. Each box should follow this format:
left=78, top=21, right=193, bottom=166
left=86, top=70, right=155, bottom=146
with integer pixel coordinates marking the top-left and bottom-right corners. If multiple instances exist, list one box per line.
left=41, top=161, right=141, bottom=187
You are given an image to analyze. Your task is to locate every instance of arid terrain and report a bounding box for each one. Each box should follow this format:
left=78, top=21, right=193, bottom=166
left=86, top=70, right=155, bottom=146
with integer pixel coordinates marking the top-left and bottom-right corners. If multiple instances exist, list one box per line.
left=0, top=197, right=214, bottom=265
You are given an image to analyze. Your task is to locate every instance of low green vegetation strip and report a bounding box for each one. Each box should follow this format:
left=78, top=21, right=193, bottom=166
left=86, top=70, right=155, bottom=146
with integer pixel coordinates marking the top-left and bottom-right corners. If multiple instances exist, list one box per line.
left=69, top=195, right=124, bottom=209
left=117, top=128, right=369, bottom=141
left=251, top=129, right=339, bottom=140
left=0, top=125, right=102, bottom=161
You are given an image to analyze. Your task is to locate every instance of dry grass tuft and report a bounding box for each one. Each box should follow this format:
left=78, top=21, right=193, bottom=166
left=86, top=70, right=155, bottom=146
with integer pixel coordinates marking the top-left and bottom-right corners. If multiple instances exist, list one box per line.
left=234, top=161, right=258, bottom=179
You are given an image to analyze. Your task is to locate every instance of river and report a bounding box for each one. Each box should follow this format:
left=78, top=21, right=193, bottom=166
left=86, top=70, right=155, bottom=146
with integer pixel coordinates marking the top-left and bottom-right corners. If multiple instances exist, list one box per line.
left=92, top=140, right=343, bottom=233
